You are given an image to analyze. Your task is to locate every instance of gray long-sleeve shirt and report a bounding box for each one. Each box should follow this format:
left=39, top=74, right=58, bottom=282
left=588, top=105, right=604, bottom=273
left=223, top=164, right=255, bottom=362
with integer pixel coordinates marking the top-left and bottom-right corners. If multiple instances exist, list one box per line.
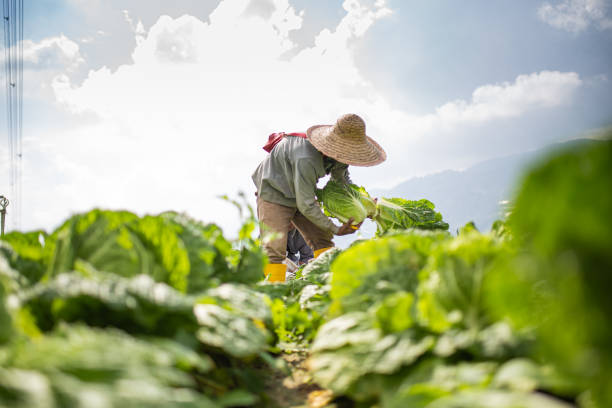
left=252, top=136, right=351, bottom=234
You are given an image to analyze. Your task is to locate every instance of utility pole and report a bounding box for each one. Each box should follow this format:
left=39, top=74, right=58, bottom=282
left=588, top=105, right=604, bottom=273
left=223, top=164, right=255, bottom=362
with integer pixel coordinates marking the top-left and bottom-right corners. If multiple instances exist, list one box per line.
left=0, top=196, right=8, bottom=236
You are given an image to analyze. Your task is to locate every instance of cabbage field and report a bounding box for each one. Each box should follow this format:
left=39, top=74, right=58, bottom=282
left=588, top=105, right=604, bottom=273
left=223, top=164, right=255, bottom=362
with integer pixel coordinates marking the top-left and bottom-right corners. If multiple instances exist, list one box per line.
left=0, top=139, right=610, bottom=408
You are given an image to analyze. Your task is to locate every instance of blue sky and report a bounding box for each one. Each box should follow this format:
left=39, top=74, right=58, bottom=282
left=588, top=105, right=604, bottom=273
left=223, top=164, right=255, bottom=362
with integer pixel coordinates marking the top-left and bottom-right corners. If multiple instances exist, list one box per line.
left=1, top=0, right=611, bottom=234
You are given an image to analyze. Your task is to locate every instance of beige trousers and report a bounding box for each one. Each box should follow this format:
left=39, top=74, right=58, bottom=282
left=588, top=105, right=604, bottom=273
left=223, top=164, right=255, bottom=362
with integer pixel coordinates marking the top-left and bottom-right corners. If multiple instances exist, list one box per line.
left=257, top=197, right=334, bottom=263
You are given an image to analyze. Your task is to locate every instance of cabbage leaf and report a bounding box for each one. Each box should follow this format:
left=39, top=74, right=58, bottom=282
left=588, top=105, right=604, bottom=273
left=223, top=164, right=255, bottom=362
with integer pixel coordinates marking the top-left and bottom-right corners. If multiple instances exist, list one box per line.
left=316, top=180, right=376, bottom=225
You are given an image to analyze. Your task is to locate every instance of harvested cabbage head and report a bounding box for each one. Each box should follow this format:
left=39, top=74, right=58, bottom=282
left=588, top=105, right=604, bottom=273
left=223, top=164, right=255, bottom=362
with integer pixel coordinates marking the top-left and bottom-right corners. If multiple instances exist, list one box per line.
left=316, top=180, right=376, bottom=225
left=316, top=180, right=448, bottom=235
left=374, top=197, right=449, bottom=235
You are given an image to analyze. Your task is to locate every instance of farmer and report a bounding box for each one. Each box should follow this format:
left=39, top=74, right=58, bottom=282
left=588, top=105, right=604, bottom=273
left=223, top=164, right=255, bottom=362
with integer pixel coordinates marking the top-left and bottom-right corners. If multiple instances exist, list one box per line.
left=252, top=113, right=386, bottom=282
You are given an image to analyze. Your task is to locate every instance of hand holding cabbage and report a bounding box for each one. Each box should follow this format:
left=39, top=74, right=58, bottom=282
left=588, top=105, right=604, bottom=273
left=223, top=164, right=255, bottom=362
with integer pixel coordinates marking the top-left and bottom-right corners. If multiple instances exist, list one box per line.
left=336, top=217, right=362, bottom=236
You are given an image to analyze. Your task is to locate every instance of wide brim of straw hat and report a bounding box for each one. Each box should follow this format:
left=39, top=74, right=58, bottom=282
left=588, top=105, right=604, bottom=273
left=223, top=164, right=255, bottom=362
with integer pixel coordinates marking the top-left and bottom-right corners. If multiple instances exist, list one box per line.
left=306, top=124, right=387, bottom=167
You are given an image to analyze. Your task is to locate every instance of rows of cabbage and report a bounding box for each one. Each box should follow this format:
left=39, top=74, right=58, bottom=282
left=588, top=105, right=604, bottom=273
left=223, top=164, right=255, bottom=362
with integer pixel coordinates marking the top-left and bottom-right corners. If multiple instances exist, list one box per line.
left=0, top=139, right=609, bottom=408
left=0, top=203, right=285, bottom=407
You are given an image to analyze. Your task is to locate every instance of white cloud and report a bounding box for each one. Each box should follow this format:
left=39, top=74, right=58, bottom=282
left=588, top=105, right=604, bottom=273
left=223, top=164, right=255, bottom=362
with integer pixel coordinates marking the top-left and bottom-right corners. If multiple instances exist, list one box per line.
left=347, top=70, right=582, bottom=188
left=15, top=35, right=84, bottom=71
left=123, top=10, right=147, bottom=46
left=538, top=0, right=612, bottom=32
left=35, top=0, right=392, bottom=233
left=431, top=71, right=582, bottom=127
left=0, top=35, right=84, bottom=101
left=2, top=0, right=583, bottom=235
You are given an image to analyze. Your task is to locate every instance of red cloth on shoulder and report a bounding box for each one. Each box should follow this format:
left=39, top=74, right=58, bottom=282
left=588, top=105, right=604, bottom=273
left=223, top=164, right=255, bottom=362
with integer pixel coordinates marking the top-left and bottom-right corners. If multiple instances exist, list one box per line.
left=262, top=132, right=307, bottom=153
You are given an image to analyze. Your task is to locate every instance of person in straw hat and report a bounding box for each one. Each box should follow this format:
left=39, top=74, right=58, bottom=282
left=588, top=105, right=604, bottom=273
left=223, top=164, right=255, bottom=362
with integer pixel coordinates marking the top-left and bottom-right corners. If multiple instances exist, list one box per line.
left=252, top=113, right=386, bottom=282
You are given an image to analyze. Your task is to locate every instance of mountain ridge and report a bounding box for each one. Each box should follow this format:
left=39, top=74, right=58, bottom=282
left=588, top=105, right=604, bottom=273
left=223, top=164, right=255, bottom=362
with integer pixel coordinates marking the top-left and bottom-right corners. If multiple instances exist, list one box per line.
left=371, top=138, right=600, bottom=233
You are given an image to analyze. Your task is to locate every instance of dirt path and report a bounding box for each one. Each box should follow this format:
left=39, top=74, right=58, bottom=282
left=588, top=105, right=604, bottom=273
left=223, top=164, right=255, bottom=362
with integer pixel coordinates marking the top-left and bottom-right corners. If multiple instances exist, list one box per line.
left=263, top=351, right=334, bottom=408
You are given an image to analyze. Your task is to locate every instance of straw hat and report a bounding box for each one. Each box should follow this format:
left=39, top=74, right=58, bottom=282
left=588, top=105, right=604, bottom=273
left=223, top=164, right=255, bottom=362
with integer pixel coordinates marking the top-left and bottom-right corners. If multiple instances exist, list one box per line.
left=306, top=113, right=386, bottom=167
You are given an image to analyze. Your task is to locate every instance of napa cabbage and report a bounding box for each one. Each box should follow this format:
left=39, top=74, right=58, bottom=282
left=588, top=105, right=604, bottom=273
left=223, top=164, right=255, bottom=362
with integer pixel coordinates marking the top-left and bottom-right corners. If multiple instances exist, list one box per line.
left=374, top=197, right=449, bottom=235
left=316, top=180, right=376, bottom=225
left=317, top=179, right=448, bottom=234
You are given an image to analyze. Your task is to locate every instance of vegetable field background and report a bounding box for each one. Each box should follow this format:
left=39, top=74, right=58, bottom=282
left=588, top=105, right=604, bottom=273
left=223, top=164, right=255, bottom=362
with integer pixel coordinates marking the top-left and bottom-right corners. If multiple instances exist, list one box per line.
left=1, top=139, right=611, bottom=407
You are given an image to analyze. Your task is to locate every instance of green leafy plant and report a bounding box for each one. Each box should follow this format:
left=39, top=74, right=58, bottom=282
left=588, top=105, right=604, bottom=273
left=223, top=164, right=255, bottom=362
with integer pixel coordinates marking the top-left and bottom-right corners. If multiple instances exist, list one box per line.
left=316, top=179, right=449, bottom=235
left=486, top=139, right=612, bottom=407
left=316, top=180, right=376, bottom=225
left=0, top=141, right=609, bottom=408
left=374, top=197, right=449, bottom=235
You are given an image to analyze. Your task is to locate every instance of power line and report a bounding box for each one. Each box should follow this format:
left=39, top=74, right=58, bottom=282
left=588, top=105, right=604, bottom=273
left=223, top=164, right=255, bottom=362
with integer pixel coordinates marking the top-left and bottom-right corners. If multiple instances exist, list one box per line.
left=2, top=0, right=23, bottom=231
